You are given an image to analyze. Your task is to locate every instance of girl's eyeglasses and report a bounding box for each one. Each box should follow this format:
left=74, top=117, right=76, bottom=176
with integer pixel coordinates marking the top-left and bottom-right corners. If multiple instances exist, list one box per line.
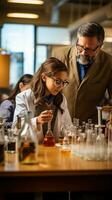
left=49, top=76, right=69, bottom=88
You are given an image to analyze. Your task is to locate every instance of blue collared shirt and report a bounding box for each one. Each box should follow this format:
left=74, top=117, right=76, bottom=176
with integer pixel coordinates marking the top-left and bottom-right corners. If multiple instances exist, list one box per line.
left=77, top=62, right=90, bottom=81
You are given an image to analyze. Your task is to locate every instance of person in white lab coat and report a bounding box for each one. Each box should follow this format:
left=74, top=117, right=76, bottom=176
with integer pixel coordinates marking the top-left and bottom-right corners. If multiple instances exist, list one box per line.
left=13, top=57, right=72, bottom=143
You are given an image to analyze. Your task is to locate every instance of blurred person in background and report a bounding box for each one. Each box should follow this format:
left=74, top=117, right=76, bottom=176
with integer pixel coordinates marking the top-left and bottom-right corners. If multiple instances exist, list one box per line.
left=0, top=74, right=33, bottom=126
left=52, top=22, right=112, bottom=124
left=0, top=93, right=9, bottom=104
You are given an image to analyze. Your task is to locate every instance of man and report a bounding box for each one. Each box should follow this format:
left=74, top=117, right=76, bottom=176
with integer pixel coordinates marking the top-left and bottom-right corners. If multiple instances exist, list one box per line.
left=52, top=22, right=112, bottom=124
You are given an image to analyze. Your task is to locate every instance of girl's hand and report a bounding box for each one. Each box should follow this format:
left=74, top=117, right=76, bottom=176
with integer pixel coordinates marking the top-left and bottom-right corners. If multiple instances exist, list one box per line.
left=36, top=110, right=53, bottom=125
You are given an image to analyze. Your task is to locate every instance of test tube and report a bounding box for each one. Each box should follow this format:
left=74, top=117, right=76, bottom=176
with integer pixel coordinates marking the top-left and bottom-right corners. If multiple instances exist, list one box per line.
left=97, top=106, right=102, bottom=126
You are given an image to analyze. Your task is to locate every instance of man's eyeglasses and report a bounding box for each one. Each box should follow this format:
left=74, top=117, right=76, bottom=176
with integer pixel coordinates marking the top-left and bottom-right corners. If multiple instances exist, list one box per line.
left=50, top=77, right=69, bottom=88
left=76, top=43, right=100, bottom=54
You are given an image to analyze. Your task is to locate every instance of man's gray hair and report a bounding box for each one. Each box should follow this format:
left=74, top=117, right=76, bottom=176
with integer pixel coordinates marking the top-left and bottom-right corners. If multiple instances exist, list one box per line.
left=77, top=22, right=105, bottom=44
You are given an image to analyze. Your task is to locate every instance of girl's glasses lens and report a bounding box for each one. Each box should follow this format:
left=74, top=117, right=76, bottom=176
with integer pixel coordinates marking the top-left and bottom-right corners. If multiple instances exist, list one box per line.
left=54, top=78, right=69, bottom=87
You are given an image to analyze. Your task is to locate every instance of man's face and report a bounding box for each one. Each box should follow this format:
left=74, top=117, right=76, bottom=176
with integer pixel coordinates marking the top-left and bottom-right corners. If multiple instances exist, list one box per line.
left=76, top=36, right=101, bottom=65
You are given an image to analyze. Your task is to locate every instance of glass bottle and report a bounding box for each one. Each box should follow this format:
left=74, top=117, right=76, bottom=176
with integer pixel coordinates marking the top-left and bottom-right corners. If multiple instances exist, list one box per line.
left=16, top=115, right=22, bottom=130
left=43, top=120, right=55, bottom=147
left=96, top=107, right=105, bottom=133
left=106, top=112, right=112, bottom=160
left=58, top=125, right=65, bottom=145
left=61, top=134, right=71, bottom=155
left=18, top=111, right=38, bottom=164
left=96, top=128, right=107, bottom=161
left=8, top=115, right=22, bottom=154
left=0, top=118, right=5, bottom=164
left=13, top=114, right=22, bottom=136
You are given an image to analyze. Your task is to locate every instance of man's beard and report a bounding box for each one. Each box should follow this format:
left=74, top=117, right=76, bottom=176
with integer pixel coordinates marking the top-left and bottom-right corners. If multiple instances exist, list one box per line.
left=77, top=54, right=94, bottom=65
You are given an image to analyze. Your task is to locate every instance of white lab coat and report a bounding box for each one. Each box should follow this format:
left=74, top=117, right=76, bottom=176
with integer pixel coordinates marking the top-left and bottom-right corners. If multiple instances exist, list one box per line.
left=13, top=89, right=72, bottom=143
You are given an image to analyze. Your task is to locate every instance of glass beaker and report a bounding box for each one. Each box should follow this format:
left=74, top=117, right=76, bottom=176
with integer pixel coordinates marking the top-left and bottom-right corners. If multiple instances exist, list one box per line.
left=6, top=129, right=16, bottom=154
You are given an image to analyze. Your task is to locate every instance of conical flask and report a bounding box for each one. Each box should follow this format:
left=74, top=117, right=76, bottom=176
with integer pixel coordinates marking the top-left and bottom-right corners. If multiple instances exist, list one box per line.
left=43, top=120, right=55, bottom=147
left=18, top=111, right=38, bottom=164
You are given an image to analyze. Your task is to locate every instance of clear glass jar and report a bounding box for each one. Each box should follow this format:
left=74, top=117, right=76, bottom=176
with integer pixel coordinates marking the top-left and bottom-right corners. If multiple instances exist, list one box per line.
left=18, top=111, right=38, bottom=164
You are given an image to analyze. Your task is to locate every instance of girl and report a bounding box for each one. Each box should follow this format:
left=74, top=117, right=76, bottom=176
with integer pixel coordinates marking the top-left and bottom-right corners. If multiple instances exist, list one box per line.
left=13, top=57, right=72, bottom=143
left=0, top=74, right=33, bottom=126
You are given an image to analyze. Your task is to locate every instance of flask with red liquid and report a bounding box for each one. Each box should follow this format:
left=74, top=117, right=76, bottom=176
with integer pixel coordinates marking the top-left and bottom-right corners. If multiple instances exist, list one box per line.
left=43, top=120, right=55, bottom=147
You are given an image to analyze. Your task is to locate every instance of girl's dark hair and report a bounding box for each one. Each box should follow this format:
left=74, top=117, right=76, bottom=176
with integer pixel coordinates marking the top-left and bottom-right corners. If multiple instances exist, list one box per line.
left=8, top=74, right=33, bottom=102
left=31, top=57, right=69, bottom=113
left=77, top=22, right=105, bottom=44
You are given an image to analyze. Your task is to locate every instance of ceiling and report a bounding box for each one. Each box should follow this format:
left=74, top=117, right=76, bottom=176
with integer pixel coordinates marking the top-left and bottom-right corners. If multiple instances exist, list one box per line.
left=0, top=0, right=112, bottom=29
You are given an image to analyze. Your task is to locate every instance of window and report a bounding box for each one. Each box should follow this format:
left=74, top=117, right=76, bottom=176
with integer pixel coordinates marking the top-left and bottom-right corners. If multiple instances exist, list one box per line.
left=37, top=26, right=70, bottom=45
left=36, top=45, right=47, bottom=71
left=1, top=24, right=34, bottom=85
left=35, top=26, right=71, bottom=70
